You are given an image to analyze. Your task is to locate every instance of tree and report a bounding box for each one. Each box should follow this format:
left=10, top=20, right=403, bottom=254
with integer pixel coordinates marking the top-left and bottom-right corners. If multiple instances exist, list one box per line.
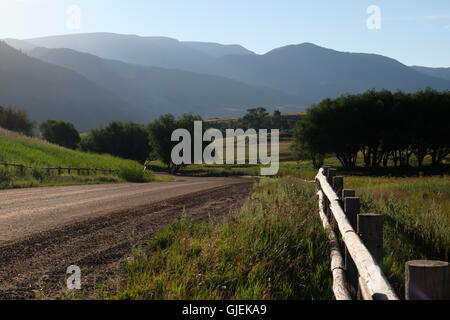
left=0, top=106, right=35, bottom=136
left=271, top=110, right=283, bottom=130
left=240, top=108, right=269, bottom=130
left=79, top=121, right=150, bottom=163
left=39, top=120, right=80, bottom=149
left=148, top=114, right=202, bottom=173
left=293, top=89, right=450, bottom=169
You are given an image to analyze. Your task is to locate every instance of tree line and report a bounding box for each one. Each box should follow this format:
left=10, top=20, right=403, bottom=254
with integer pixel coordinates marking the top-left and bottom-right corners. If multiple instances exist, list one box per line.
left=3, top=89, right=448, bottom=171
left=205, top=108, right=302, bottom=137
left=292, top=89, right=450, bottom=169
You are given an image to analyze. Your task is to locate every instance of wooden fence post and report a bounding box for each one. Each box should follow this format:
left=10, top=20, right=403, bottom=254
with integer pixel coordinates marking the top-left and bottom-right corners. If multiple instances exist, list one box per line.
left=406, top=260, right=449, bottom=300
left=327, top=168, right=337, bottom=185
left=332, top=177, right=344, bottom=200
left=357, top=214, right=384, bottom=264
left=344, top=196, right=360, bottom=297
left=322, top=165, right=331, bottom=178
left=342, top=189, right=356, bottom=201
left=332, top=176, right=344, bottom=231
left=357, top=213, right=385, bottom=299
left=344, top=197, right=360, bottom=231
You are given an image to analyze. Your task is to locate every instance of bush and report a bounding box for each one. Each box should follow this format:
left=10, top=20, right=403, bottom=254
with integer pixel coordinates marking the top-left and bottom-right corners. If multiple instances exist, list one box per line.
left=0, top=106, right=35, bottom=136
left=40, top=120, right=80, bottom=149
left=0, top=168, right=13, bottom=187
left=148, top=114, right=202, bottom=173
left=80, top=121, right=150, bottom=163
left=119, top=167, right=154, bottom=183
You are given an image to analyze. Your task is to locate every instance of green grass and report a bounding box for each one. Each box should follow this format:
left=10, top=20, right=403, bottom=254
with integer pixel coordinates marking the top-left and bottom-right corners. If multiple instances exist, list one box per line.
left=0, top=128, right=161, bottom=188
left=345, top=175, right=450, bottom=295
left=95, top=177, right=333, bottom=300
left=108, top=154, right=449, bottom=300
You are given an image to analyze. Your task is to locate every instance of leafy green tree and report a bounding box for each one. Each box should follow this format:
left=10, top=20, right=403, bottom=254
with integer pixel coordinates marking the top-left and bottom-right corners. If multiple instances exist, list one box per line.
left=293, top=89, right=450, bottom=169
left=80, top=121, right=150, bottom=163
left=148, top=114, right=203, bottom=173
left=0, top=106, right=35, bottom=136
left=240, top=108, right=269, bottom=130
left=39, top=120, right=80, bottom=149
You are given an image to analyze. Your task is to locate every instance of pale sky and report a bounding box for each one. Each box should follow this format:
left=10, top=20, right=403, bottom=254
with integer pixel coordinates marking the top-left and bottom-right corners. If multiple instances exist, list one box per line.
left=1, top=0, right=449, bottom=67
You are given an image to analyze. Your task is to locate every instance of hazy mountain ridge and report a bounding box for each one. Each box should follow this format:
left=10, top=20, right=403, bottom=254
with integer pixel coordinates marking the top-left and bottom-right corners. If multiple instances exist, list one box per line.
left=413, top=66, right=450, bottom=82
left=21, top=34, right=450, bottom=104
left=2, top=33, right=449, bottom=130
left=210, top=43, right=450, bottom=103
left=28, top=46, right=304, bottom=119
left=0, top=41, right=139, bottom=131
left=26, top=33, right=231, bottom=73
left=182, top=41, right=255, bottom=58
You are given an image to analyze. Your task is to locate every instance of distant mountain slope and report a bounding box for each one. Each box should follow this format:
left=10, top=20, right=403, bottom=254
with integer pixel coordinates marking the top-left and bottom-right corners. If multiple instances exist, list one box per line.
left=182, top=41, right=255, bottom=58
left=413, top=66, right=450, bottom=82
left=211, top=43, right=450, bottom=103
left=27, top=34, right=450, bottom=104
left=0, top=41, right=137, bottom=131
left=26, top=33, right=255, bottom=71
left=3, top=38, right=36, bottom=52
left=26, top=33, right=216, bottom=72
left=28, top=47, right=306, bottom=118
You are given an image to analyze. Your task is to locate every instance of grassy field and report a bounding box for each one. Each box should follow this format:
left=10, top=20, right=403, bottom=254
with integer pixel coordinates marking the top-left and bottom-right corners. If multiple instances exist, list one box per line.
left=95, top=177, right=333, bottom=300
left=104, top=138, right=449, bottom=300
left=0, top=128, right=163, bottom=188
left=347, top=175, right=450, bottom=294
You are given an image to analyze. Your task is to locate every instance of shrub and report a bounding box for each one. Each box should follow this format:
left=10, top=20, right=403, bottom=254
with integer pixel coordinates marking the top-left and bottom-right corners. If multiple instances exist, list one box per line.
left=39, top=120, right=80, bottom=149
left=0, top=168, right=13, bottom=187
left=80, top=121, right=150, bottom=163
left=119, top=167, right=154, bottom=183
left=0, top=106, right=35, bottom=136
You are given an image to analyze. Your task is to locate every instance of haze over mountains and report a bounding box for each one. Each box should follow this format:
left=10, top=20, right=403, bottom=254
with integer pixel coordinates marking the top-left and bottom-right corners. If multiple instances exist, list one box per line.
left=28, top=46, right=300, bottom=119
left=412, top=66, right=450, bottom=82
left=0, top=41, right=135, bottom=131
left=1, top=32, right=450, bottom=130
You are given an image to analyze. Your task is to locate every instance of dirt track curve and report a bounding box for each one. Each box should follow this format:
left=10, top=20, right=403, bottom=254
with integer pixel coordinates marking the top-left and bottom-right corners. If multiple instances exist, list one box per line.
left=0, top=177, right=253, bottom=299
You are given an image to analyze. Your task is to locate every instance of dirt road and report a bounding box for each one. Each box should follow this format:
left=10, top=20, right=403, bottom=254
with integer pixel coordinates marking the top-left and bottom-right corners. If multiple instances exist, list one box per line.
left=0, top=177, right=253, bottom=299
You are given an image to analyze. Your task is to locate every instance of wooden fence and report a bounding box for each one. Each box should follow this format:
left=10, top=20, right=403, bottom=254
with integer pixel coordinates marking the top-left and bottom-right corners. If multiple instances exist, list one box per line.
left=316, top=166, right=449, bottom=300
left=0, top=161, right=120, bottom=176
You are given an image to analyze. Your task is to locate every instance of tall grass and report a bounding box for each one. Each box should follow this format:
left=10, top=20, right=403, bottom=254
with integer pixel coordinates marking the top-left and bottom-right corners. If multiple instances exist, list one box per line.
left=96, top=177, right=333, bottom=300
left=345, top=176, right=450, bottom=295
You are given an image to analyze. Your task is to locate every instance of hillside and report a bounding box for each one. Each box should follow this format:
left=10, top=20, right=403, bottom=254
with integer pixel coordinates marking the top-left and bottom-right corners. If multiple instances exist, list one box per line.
left=413, top=66, right=450, bottom=82
left=26, top=33, right=218, bottom=72
left=182, top=41, right=255, bottom=58
left=22, top=34, right=450, bottom=105
left=211, top=43, right=450, bottom=103
left=0, top=41, right=140, bottom=131
left=0, top=128, right=142, bottom=170
left=28, top=47, right=305, bottom=118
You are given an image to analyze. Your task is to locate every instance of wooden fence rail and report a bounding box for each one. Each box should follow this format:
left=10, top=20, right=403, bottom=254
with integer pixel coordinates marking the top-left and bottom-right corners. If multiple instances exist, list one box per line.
left=316, top=166, right=449, bottom=300
left=0, top=161, right=120, bottom=175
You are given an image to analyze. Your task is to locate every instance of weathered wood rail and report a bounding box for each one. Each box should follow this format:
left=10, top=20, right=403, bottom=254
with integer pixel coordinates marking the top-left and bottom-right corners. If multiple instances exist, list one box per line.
left=316, top=166, right=449, bottom=300
left=0, top=161, right=119, bottom=176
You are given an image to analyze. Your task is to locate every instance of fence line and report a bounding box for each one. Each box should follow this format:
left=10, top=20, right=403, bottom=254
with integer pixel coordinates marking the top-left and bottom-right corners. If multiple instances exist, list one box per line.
left=318, top=189, right=351, bottom=300
left=316, top=166, right=449, bottom=300
left=0, top=161, right=119, bottom=175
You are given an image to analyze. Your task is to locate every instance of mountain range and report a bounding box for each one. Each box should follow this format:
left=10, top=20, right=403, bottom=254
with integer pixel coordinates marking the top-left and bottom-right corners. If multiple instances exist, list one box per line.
left=1, top=32, right=450, bottom=130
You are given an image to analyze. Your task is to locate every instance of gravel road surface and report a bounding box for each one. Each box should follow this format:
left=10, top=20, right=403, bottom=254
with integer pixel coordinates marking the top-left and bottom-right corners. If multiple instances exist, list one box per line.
left=0, top=177, right=253, bottom=299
